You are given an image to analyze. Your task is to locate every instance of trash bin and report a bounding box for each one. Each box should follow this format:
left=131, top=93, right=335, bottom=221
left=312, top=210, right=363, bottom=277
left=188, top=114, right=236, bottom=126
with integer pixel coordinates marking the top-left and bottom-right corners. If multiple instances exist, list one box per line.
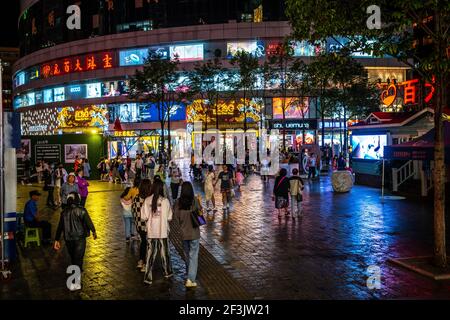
left=3, top=212, right=17, bottom=262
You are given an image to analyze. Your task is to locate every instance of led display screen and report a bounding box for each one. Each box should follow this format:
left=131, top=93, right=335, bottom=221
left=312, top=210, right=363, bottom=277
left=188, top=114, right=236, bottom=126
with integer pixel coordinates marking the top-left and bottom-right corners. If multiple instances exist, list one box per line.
left=273, top=97, right=309, bottom=119
left=351, top=135, right=387, bottom=160
left=54, top=87, right=65, bottom=102
left=43, top=89, right=54, bottom=103
left=14, top=72, right=25, bottom=87
left=86, top=83, right=102, bottom=98
left=227, top=41, right=265, bottom=58
left=26, top=92, right=35, bottom=106
left=140, top=103, right=186, bottom=122
left=119, top=47, right=169, bottom=66
left=170, top=44, right=204, bottom=62
left=68, top=85, right=85, bottom=100
left=109, top=103, right=140, bottom=123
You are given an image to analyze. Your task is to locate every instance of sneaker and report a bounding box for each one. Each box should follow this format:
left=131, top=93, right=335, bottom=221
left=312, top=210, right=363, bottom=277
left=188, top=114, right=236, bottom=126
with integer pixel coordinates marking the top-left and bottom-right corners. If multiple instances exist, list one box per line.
left=27, top=183, right=32, bottom=186
left=185, top=279, right=197, bottom=288
left=164, top=273, right=174, bottom=279
left=143, top=279, right=152, bottom=285
left=137, top=260, right=144, bottom=269
left=141, top=264, right=146, bottom=273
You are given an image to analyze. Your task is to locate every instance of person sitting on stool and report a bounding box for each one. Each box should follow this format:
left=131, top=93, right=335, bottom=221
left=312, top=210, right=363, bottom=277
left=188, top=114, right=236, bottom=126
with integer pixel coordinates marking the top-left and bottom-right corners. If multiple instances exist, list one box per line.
left=24, top=190, right=52, bottom=244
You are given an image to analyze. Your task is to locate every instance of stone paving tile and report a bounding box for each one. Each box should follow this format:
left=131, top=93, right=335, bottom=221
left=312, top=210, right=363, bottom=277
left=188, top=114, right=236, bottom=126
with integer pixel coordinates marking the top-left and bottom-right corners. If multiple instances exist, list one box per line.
left=3, top=170, right=450, bottom=300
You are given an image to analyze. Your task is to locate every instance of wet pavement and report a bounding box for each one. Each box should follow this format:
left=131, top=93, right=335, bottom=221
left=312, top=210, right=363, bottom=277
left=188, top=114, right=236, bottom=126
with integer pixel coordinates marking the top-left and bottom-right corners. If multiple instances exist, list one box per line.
left=2, top=169, right=450, bottom=299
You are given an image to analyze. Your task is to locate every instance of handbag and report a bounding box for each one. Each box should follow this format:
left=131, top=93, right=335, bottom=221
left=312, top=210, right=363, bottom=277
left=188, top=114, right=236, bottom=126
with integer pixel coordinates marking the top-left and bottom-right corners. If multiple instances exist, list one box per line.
left=190, top=198, right=206, bottom=228
left=296, top=180, right=303, bottom=202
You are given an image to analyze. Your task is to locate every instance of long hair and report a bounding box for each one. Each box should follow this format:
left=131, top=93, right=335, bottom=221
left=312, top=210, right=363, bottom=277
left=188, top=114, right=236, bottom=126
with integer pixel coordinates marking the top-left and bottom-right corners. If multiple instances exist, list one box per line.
left=66, top=192, right=81, bottom=206
left=120, top=187, right=131, bottom=199
left=150, top=179, right=164, bottom=213
left=138, top=179, right=152, bottom=199
left=133, top=177, right=141, bottom=188
left=178, top=181, right=195, bottom=210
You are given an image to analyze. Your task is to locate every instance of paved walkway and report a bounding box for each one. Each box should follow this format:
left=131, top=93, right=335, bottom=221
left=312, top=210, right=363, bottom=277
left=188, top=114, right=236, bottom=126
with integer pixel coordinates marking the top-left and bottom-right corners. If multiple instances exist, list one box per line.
left=2, top=171, right=450, bottom=299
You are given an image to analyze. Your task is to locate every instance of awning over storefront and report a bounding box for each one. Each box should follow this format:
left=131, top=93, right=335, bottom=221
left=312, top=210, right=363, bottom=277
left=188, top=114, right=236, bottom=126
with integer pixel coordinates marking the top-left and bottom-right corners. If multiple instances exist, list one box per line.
left=384, top=121, right=450, bottom=163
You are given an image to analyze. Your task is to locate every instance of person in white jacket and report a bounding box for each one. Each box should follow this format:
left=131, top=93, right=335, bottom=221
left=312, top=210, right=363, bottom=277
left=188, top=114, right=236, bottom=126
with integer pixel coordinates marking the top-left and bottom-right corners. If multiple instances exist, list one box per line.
left=140, top=179, right=173, bottom=285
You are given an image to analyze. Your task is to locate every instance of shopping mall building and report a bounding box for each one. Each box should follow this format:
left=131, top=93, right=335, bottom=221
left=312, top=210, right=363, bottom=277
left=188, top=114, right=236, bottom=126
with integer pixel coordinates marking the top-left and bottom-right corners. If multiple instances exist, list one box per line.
left=13, top=0, right=409, bottom=176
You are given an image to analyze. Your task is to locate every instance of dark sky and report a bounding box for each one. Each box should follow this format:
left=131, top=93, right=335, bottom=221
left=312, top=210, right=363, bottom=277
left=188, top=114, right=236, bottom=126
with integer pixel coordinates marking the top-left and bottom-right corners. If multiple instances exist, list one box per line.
left=0, top=1, right=20, bottom=47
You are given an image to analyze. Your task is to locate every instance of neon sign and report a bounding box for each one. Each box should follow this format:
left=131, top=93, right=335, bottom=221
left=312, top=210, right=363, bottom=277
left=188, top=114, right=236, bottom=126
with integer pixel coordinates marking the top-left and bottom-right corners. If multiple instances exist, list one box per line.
left=40, top=52, right=116, bottom=79
left=379, top=78, right=435, bottom=107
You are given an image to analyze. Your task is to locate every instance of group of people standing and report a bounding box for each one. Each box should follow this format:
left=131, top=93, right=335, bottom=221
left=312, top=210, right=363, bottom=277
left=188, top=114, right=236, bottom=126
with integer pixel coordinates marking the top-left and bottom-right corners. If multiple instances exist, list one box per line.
left=120, top=173, right=204, bottom=288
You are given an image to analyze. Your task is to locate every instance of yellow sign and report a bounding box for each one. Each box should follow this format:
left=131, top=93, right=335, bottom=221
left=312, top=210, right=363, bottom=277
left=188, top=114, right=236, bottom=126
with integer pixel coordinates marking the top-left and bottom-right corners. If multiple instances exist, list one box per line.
left=114, top=131, right=138, bottom=137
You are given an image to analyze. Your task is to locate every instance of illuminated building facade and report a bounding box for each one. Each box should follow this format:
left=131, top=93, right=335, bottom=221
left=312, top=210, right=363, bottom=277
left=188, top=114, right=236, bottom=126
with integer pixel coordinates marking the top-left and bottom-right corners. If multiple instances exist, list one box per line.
left=14, top=0, right=409, bottom=174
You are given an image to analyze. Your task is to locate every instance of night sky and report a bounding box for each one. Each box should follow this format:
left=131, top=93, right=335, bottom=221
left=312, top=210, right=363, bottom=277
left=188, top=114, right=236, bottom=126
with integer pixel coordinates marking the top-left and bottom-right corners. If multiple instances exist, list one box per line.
left=0, top=1, right=20, bottom=47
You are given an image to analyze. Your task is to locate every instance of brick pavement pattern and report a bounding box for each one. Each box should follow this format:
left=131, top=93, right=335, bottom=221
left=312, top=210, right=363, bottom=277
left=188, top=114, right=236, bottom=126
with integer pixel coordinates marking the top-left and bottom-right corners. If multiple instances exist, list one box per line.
left=2, top=171, right=450, bottom=299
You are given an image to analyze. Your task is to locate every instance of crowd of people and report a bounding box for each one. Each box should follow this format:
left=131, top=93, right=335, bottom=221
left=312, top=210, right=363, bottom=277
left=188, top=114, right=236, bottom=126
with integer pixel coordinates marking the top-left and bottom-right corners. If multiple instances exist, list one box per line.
left=20, top=145, right=357, bottom=292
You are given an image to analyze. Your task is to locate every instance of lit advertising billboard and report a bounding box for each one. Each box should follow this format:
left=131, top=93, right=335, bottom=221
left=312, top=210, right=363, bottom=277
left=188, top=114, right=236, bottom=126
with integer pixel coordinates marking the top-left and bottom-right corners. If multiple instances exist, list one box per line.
left=119, top=47, right=169, bottom=66
left=351, top=134, right=387, bottom=160
left=169, top=44, right=204, bottom=62
left=43, top=89, right=54, bottom=103
left=54, top=87, right=65, bottom=102
left=227, top=40, right=265, bottom=58
left=140, top=103, right=186, bottom=122
left=273, top=97, right=309, bottom=119
left=86, top=83, right=102, bottom=98
left=109, top=103, right=141, bottom=123
left=67, top=85, right=85, bottom=100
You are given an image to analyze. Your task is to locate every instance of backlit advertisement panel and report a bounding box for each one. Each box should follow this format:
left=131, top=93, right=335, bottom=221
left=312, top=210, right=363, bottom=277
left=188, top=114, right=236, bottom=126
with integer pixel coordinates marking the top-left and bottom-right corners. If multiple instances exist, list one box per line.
left=54, top=87, right=65, bottom=102
left=43, top=89, right=54, bottom=103
left=351, top=134, right=387, bottom=159
left=119, top=47, right=169, bottom=66
left=140, top=103, right=186, bottom=122
left=86, top=83, right=102, bottom=98
left=227, top=41, right=265, bottom=58
left=109, top=103, right=140, bottom=123
left=169, top=44, right=204, bottom=62
left=273, top=97, right=309, bottom=119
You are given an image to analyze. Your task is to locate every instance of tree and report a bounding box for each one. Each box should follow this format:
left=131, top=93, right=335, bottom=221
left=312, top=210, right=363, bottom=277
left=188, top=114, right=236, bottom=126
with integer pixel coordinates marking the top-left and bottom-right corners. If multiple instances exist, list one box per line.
left=188, top=58, right=226, bottom=130
left=266, top=41, right=297, bottom=151
left=129, top=54, right=181, bottom=163
left=287, top=0, right=450, bottom=267
left=229, top=50, right=260, bottom=132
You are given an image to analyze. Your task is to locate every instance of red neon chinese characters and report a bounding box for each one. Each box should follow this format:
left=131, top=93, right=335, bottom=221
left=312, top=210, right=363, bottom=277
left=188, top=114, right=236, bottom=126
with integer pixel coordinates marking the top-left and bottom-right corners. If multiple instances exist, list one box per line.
left=424, top=76, right=435, bottom=103
left=53, top=63, right=61, bottom=75
left=42, top=64, right=52, bottom=78
left=401, top=79, right=419, bottom=105
left=86, top=56, right=97, bottom=70
left=102, top=54, right=113, bottom=68
left=63, top=60, right=71, bottom=73
left=74, top=59, right=83, bottom=71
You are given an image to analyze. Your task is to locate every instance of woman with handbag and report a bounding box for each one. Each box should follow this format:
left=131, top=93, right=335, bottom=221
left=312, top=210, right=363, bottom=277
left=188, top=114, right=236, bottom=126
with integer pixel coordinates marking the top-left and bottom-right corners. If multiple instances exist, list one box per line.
left=141, top=179, right=173, bottom=285
left=273, top=168, right=290, bottom=218
left=174, top=182, right=203, bottom=288
left=289, top=168, right=304, bottom=220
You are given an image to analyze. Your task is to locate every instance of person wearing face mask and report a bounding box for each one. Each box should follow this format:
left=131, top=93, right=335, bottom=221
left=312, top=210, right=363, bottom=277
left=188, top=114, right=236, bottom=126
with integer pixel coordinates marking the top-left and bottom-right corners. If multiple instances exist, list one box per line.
left=61, top=173, right=79, bottom=210
left=76, top=168, right=90, bottom=207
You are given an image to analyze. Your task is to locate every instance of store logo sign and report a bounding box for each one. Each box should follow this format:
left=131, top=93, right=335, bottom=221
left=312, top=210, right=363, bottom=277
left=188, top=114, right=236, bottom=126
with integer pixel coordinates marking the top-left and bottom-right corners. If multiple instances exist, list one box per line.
left=29, top=125, right=48, bottom=132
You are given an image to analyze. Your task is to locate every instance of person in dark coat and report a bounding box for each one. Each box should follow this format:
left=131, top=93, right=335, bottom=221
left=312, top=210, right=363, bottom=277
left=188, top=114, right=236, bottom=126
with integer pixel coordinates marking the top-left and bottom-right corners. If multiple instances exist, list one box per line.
left=273, top=168, right=290, bottom=218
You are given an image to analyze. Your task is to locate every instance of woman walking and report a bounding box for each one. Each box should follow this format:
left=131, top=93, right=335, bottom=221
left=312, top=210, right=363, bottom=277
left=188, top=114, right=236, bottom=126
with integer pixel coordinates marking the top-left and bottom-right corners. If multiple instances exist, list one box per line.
left=215, top=165, right=234, bottom=214
left=54, top=192, right=97, bottom=291
left=204, top=166, right=216, bottom=213
left=61, top=173, right=79, bottom=210
left=174, top=182, right=201, bottom=288
left=120, top=186, right=137, bottom=242
left=141, top=179, right=173, bottom=285
left=76, top=169, right=89, bottom=207
left=273, top=168, right=290, bottom=218
left=131, top=179, right=152, bottom=272
left=82, top=159, right=91, bottom=179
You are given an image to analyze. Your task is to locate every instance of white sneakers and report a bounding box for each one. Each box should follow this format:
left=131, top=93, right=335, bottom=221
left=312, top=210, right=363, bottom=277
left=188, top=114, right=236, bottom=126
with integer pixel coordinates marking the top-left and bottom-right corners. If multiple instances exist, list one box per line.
left=185, top=279, right=197, bottom=288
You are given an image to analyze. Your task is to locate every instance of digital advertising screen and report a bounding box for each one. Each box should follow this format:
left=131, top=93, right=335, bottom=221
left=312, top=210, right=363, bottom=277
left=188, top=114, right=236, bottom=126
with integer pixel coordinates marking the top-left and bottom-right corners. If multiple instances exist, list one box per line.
left=169, top=44, right=204, bottom=62
left=351, top=134, right=387, bottom=160
left=119, top=47, right=169, bottom=66
left=226, top=40, right=265, bottom=58
left=14, top=71, right=25, bottom=87
left=109, top=103, right=140, bottom=123
left=35, top=91, right=43, bottom=104
left=26, top=92, right=35, bottom=106
left=54, top=87, right=65, bottom=102
left=102, top=81, right=122, bottom=97
left=68, top=85, right=85, bottom=100
left=295, top=131, right=316, bottom=145
left=292, top=41, right=321, bottom=57
left=43, top=89, right=54, bottom=103
left=272, top=97, right=309, bottom=119
left=86, top=83, right=102, bottom=98
left=140, top=103, right=186, bottom=122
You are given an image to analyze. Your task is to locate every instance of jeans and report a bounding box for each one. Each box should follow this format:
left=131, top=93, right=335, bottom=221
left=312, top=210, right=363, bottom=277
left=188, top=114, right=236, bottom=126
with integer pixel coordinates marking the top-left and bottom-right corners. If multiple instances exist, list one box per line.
left=290, top=195, right=302, bottom=217
left=144, top=238, right=173, bottom=283
left=123, top=216, right=134, bottom=239
left=183, top=239, right=200, bottom=282
left=65, top=239, right=87, bottom=271
left=170, top=183, right=180, bottom=201
left=308, top=166, right=316, bottom=179
left=80, top=196, right=87, bottom=207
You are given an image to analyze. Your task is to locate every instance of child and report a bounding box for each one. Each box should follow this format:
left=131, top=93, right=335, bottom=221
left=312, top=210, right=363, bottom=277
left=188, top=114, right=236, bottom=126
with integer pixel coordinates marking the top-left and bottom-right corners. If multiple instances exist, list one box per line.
left=235, top=168, right=244, bottom=191
left=120, top=187, right=136, bottom=242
